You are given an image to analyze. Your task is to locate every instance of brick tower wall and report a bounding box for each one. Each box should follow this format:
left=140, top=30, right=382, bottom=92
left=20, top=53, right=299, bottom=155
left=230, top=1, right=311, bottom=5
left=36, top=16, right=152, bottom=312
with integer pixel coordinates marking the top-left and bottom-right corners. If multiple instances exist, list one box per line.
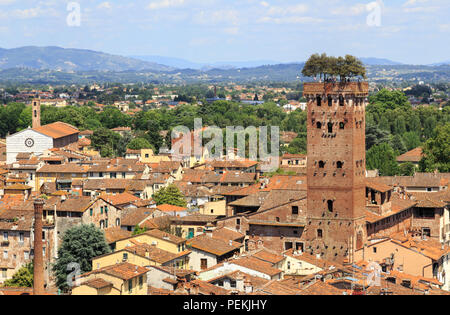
left=302, top=82, right=368, bottom=262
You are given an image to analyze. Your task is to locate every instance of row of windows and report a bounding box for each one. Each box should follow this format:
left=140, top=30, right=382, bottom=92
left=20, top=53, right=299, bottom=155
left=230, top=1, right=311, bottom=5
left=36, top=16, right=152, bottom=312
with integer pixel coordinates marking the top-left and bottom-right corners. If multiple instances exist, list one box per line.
left=315, top=122, right=346, bottom=132
left=3, top=232, right=25, bottom=242
left=315, top=95, right=365, bottom=107
left=317, top=161, right=344, bottom=169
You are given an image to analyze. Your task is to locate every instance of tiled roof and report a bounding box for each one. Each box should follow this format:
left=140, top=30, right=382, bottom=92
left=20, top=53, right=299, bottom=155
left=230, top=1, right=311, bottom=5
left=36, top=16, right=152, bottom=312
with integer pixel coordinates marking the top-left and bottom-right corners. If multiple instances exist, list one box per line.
left=187, top=234, right=241, bottom=256
left=251, top=249, right=285, bottom=264
left=211, top=227, right=245, bottom=242
left=34, top=122, right=79, bottom=139
left=85, top=262, right=147, bottom=281
left=37, top=164, right=88, bottom=174
left=124, top=243, right=190, bottom=264
left=156, top=204, right=187, bottom=213
left=230, top=257, right=282, bottom=277
left=103, top=192, right=140, bottom=206
left=144, top=229, right=186, bottom=245
left=121, top=208, right=155, bottom=227
left=104, top=227, right=132, bottom=244
left=82, top=278, right=113, bottom=290
left=396, top=147, right=423, bottom=163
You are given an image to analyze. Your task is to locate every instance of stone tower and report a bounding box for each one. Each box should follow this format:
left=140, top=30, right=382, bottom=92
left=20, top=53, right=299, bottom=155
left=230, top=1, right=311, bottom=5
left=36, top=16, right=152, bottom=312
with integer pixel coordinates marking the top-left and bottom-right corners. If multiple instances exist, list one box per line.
left=32, top=98, right=41, bottom=129
left=302, top=82, right=368, bottom=263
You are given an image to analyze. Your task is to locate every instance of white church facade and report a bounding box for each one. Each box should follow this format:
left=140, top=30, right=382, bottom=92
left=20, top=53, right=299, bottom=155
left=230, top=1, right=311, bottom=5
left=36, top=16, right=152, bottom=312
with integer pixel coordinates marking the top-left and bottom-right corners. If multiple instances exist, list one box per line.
left=6, top=99, right=80, bottom=164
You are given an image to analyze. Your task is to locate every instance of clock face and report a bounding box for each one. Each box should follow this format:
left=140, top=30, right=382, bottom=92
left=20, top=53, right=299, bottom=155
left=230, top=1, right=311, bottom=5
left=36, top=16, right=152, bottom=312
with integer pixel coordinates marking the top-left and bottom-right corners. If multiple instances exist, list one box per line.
left=25, top=138, right=35, bottom=148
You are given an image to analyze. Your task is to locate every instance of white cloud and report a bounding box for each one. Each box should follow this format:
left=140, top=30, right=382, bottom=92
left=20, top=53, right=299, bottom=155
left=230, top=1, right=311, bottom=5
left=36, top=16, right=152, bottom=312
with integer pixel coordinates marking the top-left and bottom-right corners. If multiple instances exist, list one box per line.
left=331, top=3, right=368, bottom=16
left=147, top=0, right=185, bottom=10
left=98, top=2, right=112, bottom=10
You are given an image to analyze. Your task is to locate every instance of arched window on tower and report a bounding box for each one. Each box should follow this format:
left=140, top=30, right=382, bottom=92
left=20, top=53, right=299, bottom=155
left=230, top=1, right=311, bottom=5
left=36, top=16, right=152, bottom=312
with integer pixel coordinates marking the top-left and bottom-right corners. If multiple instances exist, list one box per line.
left=339, top=122, right=345, bottom=130
left=328, top=95, right=333, bottom=107
left=316, top=122, right=322, bottom=129
left=327, top=122, right=333, bottom=133
left=319, top=161, right=325, bottom=168
left=339, top=95, right=344, bottom=106
left=337, top=161, right=343, bottom=169
left=327, top=200, right=334, bottom=212
left=316, top=95, right=322, bottom=106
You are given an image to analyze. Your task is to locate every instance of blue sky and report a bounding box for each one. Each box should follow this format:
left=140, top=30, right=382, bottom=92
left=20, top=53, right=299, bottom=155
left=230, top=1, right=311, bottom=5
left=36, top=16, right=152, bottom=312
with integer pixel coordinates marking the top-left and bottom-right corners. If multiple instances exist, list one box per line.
left=0, top=0, right=449, bottom=64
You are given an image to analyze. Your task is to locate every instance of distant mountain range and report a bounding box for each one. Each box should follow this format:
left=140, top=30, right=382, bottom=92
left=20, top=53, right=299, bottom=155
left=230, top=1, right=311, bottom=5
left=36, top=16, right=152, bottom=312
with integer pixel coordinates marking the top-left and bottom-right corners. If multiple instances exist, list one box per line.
left=0, top=46, right=174, bottom=72
left=130, top=55, right=281, bottom=70
left=131, top=55, right=404, bottom=70
left=0, top=46, right=449, bottom=84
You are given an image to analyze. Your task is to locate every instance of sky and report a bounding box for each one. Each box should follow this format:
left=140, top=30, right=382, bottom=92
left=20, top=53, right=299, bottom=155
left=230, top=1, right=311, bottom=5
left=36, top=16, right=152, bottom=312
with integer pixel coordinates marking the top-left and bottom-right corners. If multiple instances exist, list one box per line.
left=0, top=0, right=449, bottom=65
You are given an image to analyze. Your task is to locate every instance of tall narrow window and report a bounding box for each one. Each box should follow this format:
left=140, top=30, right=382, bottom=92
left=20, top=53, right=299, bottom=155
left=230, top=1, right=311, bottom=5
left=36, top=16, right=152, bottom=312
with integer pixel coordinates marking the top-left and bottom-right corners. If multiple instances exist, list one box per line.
left=316, top=96, right=322, bottom=106
left=317, top=229, right=323, bottom=238
left=328, top=95, right=333, bottom=107
left=316, top=122, right=322, bottom=129
left=339, top=95, right=344, bottom=106
left=327, top=123, right=333, bottom=133
left=327, top=200, right=334, bottom=212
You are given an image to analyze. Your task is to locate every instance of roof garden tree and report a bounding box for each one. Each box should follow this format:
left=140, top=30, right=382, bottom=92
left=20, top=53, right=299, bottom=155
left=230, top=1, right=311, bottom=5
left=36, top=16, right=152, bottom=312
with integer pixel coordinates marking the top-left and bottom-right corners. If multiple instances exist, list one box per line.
left=302, top=53, right=366, bottom=82
left=52, top=224, right=111, bottom=292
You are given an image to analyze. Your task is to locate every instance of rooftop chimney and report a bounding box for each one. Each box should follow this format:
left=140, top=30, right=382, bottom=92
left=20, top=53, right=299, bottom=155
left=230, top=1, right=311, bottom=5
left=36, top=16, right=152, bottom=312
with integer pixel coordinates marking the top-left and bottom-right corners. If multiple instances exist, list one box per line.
left=33, top=199, right=45, bottom=295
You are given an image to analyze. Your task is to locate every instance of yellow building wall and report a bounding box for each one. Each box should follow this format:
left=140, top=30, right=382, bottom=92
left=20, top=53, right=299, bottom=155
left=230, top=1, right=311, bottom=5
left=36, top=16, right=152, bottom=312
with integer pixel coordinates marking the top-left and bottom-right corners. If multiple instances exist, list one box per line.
left=93, top=251, right=153, bottom=270
left=200, top=199, right=226, bottom=216
left=115, top=234, right=182, bottom=254
left=73, top=273, right=147, bottom=295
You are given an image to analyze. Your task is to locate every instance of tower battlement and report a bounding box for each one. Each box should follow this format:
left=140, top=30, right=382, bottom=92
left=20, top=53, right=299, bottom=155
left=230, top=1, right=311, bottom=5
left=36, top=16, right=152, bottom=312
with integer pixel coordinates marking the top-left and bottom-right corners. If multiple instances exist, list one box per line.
left=303, top=82, right=369, bottom=96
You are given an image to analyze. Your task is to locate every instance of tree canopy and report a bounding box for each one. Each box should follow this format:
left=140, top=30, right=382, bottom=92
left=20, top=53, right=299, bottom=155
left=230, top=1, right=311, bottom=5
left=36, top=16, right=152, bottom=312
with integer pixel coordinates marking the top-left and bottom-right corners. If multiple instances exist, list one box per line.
left=302, top=53, right=366, bottom=82
left=152, top=184, right=187, bottom=207
left=52, top=224, right=111, bottom=291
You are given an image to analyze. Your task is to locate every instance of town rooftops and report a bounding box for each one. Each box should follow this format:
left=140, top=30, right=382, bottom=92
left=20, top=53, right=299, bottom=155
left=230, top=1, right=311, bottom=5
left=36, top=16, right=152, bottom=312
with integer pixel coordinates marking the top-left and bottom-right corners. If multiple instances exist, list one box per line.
left=33, top=122, right=79, bottom=139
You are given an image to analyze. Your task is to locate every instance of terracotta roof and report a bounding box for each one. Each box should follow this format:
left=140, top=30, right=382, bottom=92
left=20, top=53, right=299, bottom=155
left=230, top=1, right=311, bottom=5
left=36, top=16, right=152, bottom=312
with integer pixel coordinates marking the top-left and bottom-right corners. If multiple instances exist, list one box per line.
left=211, top=227, right=245, bottom=242
left=85, top=262, right=147, bottom=281
left=33, top=122, right=79, bottom=139
left=230, top=257, right=282, bottom=277
left=103, top=192, right=140, bottom=206
left=104, top=227, right=132, bottom=244
left=144, top=229, right=186, bottom=245
left=37, top=164, right=88, bottom=174
left=4, top=184, right=32, bottom=190
left=187, top=234, right=241, bottom=256
left=251, top=249, right=285, bottom=264
left=156, top=204, right=187, bottom=213
left=189, top=279, right=231, bottom=295
left=121, top=208, right=156, bottom=227
left=82, top=278, right=113, bottom=290
left=365, top=179, right=393, bottom=193
left=124, top=243, right=191, bottom=264
left=396, top=147, right=423, bottom=163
